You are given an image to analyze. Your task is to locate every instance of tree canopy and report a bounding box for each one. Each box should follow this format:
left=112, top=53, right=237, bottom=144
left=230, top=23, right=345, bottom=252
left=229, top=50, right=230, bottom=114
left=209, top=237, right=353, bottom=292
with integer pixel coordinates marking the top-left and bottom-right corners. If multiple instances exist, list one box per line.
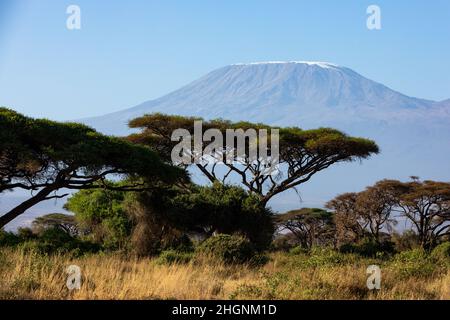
left=385, top=179, right=450, bottom=249
left=31, top=213, right=78, bottom=236
left=128, top=113, right=379, bottom=205
left=128, top=183, right=274, bottom=254
left=274, top=208, right=335, bottom=249
left=0, top=107, right=186, bottom=228
left=327, top=178, right=450, bottom=249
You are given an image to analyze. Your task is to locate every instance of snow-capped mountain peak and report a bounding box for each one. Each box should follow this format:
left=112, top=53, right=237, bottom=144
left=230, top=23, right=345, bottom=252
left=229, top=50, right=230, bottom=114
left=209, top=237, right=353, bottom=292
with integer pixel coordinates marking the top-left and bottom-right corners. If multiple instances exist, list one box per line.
left=80, top=61, right=446, bottom=136
left=231, top=61, right=339, bottom=69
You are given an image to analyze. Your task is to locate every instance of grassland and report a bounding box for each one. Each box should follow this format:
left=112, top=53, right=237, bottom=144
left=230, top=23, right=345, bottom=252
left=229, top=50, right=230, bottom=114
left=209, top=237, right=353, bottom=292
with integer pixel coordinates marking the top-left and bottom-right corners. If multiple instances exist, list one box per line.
left=0, top=247, right=448, bottom=300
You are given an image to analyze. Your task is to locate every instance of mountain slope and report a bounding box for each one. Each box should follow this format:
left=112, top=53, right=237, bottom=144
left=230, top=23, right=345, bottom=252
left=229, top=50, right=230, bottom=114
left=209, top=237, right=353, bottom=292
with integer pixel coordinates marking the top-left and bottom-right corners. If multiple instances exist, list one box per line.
left=82, top=61, right=445, bottom=135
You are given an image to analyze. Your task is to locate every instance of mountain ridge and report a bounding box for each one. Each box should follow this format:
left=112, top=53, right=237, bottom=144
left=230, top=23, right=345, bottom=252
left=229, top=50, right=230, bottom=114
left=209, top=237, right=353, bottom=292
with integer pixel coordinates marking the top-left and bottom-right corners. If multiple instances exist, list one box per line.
left=80, top=61, right=448, bottom=136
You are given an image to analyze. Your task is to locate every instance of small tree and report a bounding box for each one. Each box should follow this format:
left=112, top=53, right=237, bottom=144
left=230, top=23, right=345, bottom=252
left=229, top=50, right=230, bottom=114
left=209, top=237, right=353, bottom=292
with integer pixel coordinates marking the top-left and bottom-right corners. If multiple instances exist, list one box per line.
left=274, top=208, right=335, bottom=249
left=326, top=193, right=366, bottom=246
left=0, top=108, right=185, bottom=228
left=64, top=183, right=132, bottom=249
left=128, top=113, right=379, bottom=206
left=355, top=181, right=399, bottom=243
left=32, top=213, right=78, bottom=236
left=386, top=179, right=450, bottom=249
left=128, top=183, right=274, bottom=254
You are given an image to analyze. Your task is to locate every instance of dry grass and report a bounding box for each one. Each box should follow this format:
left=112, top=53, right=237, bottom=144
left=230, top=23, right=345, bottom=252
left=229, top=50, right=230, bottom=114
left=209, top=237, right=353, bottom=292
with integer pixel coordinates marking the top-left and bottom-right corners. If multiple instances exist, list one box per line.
left=0, top=248, right=448, bottom=300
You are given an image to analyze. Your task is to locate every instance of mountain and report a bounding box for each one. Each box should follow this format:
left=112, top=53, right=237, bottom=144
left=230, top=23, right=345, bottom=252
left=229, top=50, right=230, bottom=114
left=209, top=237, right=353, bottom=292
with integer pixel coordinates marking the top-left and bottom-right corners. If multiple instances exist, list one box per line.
left=79, top=61, right=450, bottom=212
left=81, top=61, right=447, bottom=135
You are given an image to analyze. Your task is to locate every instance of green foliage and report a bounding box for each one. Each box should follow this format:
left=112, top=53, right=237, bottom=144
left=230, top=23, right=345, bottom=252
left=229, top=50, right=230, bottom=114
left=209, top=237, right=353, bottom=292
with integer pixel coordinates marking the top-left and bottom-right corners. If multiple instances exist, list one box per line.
left=171, top=183, right=274, bottom=250
left=32, top=213, right=78, bottom=236
left=390, top=249, right=437, bottom=278
left=275, top=208, right=335, bottom=249
left=0, top=107, right=183, bottom=187
left=0, top=229, right=21, bottom=247
left=20, top=228, right=100, bottom=256
left=0, top=107, right=186, bottom=231
left=391, top=230, right=420, bottom=252
left=430, top=242, right=450, bottom=265
left=289, top=246, right=308, bottom=256
left=16, top=228, right=36, bottom=240
left=156, top=250, right=194, bottom=265
left=128, top=113, right=379, bottom=205
left=197, top=234, right=256, bottom=264
left=270, top=233, right=299, bottom=252
left=305, top=247, right=357, bottom=267
left=339, top=238, right=395, bottom=257
left=64, top=185, right=132, bottom=249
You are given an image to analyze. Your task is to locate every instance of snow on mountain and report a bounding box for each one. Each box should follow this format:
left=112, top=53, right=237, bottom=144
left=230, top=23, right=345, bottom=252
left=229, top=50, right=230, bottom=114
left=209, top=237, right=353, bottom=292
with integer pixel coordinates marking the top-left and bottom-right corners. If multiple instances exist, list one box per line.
left=81, top=61, right=443, bottom=135
left=78, top=61, right=450, bottom=212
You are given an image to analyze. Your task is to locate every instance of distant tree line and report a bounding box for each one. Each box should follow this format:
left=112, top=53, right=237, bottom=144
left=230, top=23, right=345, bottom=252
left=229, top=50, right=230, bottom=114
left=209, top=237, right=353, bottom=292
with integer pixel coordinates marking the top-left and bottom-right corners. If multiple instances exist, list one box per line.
left=1, top=108, right=448, bottom=258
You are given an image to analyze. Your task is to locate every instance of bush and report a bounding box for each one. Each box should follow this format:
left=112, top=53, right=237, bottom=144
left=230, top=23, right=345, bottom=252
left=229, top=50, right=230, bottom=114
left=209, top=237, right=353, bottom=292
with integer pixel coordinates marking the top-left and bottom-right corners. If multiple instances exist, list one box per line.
left=340, top=238, right=394, bottom=257
left=197, top=234, right=256, bottom=264
left=248, top=254, right=270, bottom=267
left=16, top=228, right=36, bottom=240
left=306, top=247, right=355, bottom=267
left=65, top=185, right=132, bottom=249
left=271, top=233, right=299, bottom=252
left=0, top=230, right=21, bottom=247
left=20, top=227, right=100, bottom=256
left=391, top=230, right=419, bottom=252
left=390, top=249, right=437, bottom=278
left=289, top=246, right=308, bottom=256
left=156, top=250, right=194, bottom=265
left=430, top=242, right=450, bottom=265
left=172, top=184, right=275, bottom=251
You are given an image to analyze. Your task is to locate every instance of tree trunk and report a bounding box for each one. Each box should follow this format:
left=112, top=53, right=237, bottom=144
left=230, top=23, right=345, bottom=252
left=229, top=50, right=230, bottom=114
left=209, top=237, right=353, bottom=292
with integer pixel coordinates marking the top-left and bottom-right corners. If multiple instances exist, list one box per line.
left=0, top=187, right=56, bottom=229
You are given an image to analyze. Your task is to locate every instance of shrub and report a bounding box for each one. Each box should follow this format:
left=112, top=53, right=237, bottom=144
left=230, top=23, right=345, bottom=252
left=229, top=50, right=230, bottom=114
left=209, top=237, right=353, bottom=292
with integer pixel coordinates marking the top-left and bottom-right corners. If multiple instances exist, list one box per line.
left=391, top=230, right=419, bottom=252
left=170, top=183, right=274, bottom=251
left=65, top=185, right=132, bottom=249
left=156, top=250, right=193, bottom=265
left=0, top=230, right=20, bottom=247
left=271, top=233, right=299, bottom=252
left=289, top=246, right=308, bottom=256
left=248, top=254, right=270, bottom=267
left=340, top=238, right=394, bottom=257
left=306, top=247, right=355, bottom=267
left=196, top=234, right=256, bottom=264
left=20, top=227, right=100, bottom=256
left=16, top=228, right=36, bottom=240
left=430, top=242, right=450, bottom=265
left=390, top=249, right=437, bottom=278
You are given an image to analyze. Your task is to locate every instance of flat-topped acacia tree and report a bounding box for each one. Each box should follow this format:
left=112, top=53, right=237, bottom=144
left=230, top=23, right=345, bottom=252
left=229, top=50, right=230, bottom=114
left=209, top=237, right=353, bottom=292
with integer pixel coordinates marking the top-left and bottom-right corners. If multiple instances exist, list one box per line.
left=127, top=113, right=379, bottom=206
left=0, top=108, right=186, bottom=228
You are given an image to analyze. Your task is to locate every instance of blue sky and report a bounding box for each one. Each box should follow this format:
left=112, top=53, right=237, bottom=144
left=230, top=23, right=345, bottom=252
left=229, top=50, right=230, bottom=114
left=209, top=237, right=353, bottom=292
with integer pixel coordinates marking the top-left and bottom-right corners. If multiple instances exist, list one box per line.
left=0, top=0, right=449, bottom=120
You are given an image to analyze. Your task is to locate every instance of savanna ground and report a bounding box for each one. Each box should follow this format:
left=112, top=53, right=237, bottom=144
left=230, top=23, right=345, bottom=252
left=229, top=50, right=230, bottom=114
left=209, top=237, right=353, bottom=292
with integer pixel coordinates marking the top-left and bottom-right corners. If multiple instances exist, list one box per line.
left=0, top=247, right=448, bottom=300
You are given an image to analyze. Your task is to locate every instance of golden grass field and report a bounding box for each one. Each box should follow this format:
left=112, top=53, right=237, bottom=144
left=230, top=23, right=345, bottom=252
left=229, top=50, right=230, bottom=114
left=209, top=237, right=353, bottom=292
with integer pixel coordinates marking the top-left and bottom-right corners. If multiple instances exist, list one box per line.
left=0, top=247, right=448, bottom=300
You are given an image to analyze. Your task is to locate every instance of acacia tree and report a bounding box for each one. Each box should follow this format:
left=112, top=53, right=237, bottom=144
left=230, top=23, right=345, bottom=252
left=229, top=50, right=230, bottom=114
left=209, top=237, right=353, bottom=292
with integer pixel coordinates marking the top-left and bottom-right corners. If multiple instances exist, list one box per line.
left=355, top=181, right=399, bottom=243
left=325, top=193, right=366, bottom=246
left=32, top=213, right=78, bottom=236
left=128, top=113, right=379, bottom=206
left=326, top=182, right=398, bottom=245
left=384, top=179, right=450, bottom=249
left=0, top=108, right=185, bottom=228
left=327, top=179, right=450, bottom=249
left=274, top=208, right=335, bottom=249
left=325, top=192, right=367, bottom=245
left=127, top=183, right=275, bottom=254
